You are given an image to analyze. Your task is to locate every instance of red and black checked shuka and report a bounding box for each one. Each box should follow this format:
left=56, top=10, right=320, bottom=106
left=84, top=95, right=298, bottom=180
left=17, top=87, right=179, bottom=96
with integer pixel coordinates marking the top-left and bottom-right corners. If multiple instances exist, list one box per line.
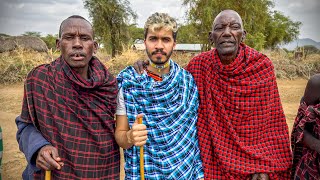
left=291, top=102, right=320, bottom=180
left=21, top=56, right=120, bottom=179
left=186, top=43, right=292, bottom=179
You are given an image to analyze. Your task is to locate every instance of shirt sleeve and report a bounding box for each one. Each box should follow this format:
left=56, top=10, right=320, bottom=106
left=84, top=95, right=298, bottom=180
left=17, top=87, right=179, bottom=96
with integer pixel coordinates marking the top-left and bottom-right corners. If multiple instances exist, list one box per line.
left=116, top=87, right=127, bottom=115
left=15, top=115, right=51, bottom=171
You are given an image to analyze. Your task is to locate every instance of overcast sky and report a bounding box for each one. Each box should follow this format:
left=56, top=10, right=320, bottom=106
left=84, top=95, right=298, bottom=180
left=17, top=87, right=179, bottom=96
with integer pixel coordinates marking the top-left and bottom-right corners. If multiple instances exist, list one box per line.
left=0, top=0, right=319, bottom=42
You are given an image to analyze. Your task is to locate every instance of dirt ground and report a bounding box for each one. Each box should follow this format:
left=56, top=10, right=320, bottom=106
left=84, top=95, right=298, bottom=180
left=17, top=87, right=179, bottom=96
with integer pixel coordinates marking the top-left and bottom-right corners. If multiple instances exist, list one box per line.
left=0, top=79, right=307, bottom=180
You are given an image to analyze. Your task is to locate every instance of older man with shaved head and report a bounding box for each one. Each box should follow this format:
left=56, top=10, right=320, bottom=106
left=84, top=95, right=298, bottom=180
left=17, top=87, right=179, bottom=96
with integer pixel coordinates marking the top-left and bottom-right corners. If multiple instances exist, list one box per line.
left=185, top=10, right=292, bottom=179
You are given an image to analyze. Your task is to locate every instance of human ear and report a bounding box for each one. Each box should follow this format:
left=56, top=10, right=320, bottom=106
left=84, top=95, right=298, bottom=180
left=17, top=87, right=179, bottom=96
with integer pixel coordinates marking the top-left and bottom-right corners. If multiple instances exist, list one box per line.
left=241, top=30, right=247, bottom=42
left=208, top=31, right=213, bottom=44
left=56, top=39, right=61, bottom=50
left=93, top=41, right=98, bottom=54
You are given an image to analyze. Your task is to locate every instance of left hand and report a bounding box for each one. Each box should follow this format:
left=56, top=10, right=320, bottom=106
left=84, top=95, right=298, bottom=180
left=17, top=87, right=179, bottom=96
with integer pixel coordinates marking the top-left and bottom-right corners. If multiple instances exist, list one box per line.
left=252, top=173, right=269, bottom=180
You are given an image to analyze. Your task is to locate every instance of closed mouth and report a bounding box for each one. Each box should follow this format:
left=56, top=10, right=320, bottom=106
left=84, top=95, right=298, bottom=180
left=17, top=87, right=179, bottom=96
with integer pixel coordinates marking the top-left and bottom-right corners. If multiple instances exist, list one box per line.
left=220, top=41, right=235, bottom=45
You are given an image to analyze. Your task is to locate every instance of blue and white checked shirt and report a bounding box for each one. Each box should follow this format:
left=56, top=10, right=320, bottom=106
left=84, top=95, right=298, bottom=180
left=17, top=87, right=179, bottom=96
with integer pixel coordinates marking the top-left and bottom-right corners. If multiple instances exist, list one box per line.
left=117, top=60, right=204, bottom=180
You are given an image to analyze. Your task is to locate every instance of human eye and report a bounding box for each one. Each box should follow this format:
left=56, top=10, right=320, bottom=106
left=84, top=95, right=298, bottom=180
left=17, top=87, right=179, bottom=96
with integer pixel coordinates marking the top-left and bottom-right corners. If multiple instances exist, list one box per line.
left=63, top=34, right=74, bottom=40
left=81, top=35, right=91, bottom=41
left=149, top=37, right=157, bottom=42
left=231, top=24, right=241, bottom=29
left=214, top=25, right=224, bottom=31
left=162, top=37, right=171, bottom=43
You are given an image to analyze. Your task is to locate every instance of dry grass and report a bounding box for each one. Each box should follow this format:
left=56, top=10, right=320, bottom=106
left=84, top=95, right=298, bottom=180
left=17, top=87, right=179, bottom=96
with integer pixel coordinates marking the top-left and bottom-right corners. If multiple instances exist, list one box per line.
left=264, top=50, right=320, bottom=80
left=0, top=48, right=56, bottom=84
left=0, top=48, right=319, bottom=84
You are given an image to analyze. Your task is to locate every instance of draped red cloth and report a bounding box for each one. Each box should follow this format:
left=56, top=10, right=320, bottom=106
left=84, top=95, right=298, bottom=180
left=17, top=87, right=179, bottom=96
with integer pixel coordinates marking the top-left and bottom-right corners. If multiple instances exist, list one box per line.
left=291, top=102, right=320, bottom=179
left=186, top=43, right=292, bottom=179
left=21, top=56, right=120, bottom=179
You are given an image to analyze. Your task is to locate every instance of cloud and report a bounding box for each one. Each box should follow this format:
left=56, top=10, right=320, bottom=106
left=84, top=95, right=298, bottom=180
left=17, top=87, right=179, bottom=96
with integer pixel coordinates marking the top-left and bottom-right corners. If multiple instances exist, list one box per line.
left=0, top=0, right=89, bottom=36
left=273, top=0, right=320, bottom=41
left=0, top=0, right=319, bottom=41
left=129, top=0, right=187, bottom=27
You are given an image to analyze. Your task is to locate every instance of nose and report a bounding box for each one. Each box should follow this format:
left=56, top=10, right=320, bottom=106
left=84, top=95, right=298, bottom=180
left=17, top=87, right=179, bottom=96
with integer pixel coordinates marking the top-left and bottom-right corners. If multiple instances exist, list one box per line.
left=73, top=37, right=83, bottom=49
left=222, top=26, right=232, bottom=37
left=155, top=40, right=164, bottom=49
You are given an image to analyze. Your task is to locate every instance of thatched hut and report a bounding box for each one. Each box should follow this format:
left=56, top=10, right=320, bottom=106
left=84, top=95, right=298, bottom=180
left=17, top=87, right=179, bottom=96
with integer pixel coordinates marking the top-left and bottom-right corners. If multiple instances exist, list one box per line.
left=0, top=36, right=48, bottom=53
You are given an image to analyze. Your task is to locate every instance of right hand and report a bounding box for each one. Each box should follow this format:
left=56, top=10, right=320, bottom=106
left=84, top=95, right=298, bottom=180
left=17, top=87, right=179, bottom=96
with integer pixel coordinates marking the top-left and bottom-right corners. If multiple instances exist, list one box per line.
left=36, top=145, right=64, bottom=171
left=126, top=114, right=148, bottom=146
left=133, top=60, right=149, bottom=74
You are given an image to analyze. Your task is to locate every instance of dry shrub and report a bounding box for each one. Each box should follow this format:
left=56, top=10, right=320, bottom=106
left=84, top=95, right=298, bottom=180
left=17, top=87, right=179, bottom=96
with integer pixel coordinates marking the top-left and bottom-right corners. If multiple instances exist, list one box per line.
left=99, top=48, right=146, bottom=75
left=269, top=50, right=320, bottom=80
left=1, top=47, right=318, bottom=84
left=0, top=48, right=51, bottom=84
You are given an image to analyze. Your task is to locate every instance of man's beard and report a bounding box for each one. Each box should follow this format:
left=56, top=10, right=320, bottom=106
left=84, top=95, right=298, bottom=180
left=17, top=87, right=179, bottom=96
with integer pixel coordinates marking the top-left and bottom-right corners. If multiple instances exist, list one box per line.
left=147, top=48, right=173, bottom=65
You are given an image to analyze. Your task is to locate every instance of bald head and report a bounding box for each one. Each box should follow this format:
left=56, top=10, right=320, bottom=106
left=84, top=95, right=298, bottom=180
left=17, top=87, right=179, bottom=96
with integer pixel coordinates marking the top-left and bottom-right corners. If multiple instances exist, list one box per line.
left=213, top=10, right=244, bottom=30
left=59, top=15, right=93, bottom=38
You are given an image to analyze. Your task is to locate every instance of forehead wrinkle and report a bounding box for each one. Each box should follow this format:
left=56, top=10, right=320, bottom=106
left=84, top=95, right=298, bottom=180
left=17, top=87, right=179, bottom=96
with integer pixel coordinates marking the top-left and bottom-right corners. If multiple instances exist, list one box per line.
left=61, top=19, right=93, bottom=37
left=213, top=10, right=243, bottom=29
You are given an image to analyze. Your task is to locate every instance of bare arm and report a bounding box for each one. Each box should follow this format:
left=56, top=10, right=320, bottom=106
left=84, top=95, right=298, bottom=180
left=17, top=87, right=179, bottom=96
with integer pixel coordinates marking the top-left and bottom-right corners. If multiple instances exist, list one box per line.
left=115, top=114, right=147, bottom=149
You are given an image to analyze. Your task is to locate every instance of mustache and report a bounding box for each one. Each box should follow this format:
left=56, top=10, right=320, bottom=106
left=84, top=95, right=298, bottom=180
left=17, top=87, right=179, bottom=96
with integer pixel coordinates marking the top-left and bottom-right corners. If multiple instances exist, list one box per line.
left=70, top=51, right=86, bottom=57
left=151, top=49, right=167, bottom=56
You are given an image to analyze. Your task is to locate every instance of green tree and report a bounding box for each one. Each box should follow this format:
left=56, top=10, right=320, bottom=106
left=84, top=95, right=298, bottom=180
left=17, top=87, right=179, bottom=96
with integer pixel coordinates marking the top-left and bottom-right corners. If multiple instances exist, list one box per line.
left=41, top=34, right=58, bottom=50
left=265, top=11, right=301, bottom=49
left=128, top=24, right=144, bottom=43
left=84, top=0, right=137, bottom=57
left=302, top=45, right=320, bottom=58
left=22, top=31, right=42, bottom=37
left=177, top=24, right=202, bottom=44
left=182, top=0, right=300, bottom=51
left=0, top=33, right=10, bottom=38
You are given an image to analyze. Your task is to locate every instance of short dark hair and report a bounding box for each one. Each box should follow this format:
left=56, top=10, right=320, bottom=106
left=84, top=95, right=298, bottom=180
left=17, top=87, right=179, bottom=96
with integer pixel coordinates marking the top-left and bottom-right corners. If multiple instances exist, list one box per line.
left=58, top=15, right=93, bottom=38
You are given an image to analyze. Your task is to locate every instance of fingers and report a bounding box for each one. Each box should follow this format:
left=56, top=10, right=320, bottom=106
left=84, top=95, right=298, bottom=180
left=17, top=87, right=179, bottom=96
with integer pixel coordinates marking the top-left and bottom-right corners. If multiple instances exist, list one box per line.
left=127, top=115, right=147, bottom=146
left=251, top=174, right=259, bottom=180
left=259, top=173, right=269, bottom=180
left=133, top=60, right=146, bottom=74
left=36, top=145, right=63, bottom=171
left=252, top=173, right=269, bottom=180
left=51, top=147, right=62, bottom=162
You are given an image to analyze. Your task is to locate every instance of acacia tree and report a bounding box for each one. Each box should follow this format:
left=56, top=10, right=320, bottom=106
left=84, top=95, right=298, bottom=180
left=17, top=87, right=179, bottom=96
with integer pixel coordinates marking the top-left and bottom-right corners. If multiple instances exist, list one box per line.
left=22, top=31, right=42, bottom=37
left=264, top=10, right=301, bottom=48
left=84, top=0, right=137, bottom=57
left=182, top=0, right=301, bottom=50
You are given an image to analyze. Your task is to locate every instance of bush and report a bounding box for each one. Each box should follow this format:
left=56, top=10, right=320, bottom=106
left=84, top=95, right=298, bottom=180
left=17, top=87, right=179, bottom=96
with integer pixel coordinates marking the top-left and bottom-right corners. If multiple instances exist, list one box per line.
left=0, top=48, right=52, bottom=84
left=1, top=48, right=319, bottom=84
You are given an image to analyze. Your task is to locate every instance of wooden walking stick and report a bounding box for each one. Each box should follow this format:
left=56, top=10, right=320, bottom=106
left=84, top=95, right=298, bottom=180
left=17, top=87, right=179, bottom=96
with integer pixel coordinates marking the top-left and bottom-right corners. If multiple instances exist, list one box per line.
left=138, top=117, right=145, bottom=180
left=45, top=170, right=51, bottom=180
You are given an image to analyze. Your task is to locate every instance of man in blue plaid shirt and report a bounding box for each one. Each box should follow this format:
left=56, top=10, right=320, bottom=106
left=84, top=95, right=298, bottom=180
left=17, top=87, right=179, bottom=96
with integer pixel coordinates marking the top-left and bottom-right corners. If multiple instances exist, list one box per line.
left=115, top=12, right=204, bottom=180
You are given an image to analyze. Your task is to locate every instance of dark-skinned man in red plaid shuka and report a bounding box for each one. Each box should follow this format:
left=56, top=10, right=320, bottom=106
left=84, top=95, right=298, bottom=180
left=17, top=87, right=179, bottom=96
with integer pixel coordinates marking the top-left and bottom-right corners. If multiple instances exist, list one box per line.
left=15, top=15, right=120, bottom=179
left=185, top=9, right=292, bottom=180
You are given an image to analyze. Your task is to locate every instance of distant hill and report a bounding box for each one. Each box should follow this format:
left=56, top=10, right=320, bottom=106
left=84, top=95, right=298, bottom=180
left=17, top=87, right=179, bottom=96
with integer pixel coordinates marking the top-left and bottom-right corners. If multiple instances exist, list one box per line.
left=281, top=38, right=320, bottom=50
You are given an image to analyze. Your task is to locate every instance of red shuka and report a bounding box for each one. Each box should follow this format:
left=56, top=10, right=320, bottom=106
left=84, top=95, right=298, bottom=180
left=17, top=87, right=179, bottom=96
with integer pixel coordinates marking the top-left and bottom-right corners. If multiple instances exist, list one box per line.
left=186, top=43, right=292, bottom=179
